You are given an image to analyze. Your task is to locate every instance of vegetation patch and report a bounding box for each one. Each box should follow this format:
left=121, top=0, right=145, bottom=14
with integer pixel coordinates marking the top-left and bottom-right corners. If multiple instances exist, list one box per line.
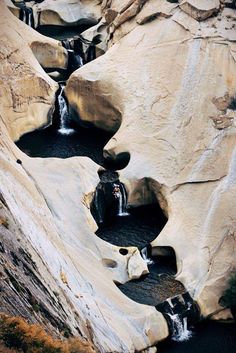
left=220, top=273, right=236, bottom=318
left=0, top=314, right=95, bottom=353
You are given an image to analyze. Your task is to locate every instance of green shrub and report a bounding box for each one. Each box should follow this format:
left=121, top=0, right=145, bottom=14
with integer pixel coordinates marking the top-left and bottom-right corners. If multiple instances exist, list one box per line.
left=220, top=273, right=236, bottom=308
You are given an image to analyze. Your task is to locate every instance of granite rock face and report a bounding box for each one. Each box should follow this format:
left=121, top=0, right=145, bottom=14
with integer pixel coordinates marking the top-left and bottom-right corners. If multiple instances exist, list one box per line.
left=0, top=1, right=169, bottom=352
left=0, top=2, right=69, bottom=141
left=66, top=0, right=236, bottom=320
left=1, top=0, right=236, bottom=352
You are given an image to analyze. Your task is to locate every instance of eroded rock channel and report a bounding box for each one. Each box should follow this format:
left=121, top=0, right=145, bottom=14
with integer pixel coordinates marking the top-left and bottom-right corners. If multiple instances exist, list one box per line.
left=15, top=16, right=189, bottom=344
left=4, top=0, right=236, bottom=352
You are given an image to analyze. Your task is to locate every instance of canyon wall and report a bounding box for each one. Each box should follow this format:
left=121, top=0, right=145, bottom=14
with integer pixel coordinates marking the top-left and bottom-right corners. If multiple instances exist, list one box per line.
left=0, top=1, right=169, bottom=352
left=1, top=0, right=236, bottom=352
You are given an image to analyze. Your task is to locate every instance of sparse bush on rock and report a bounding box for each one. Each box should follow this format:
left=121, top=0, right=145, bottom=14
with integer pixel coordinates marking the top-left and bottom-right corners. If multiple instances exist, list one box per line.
left=220, top=273, right=236, bottom=309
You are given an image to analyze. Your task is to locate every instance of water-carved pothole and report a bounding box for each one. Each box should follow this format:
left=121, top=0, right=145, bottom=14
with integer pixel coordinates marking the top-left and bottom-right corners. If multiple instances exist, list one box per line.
left=37, top=24, right=95, bottom=41
left=94, top=204, right=167, bottom=248
left=15, top=82, right=114, bottom=166
left=90, top=174, right=184, bottom=307
left=16, top=119, right=113, bottom=165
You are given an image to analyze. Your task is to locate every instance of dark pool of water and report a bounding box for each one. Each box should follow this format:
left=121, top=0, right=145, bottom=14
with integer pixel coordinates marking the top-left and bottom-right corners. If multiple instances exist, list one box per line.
left=159, top=321, right=236, bottom=353
left=95, top=204, right=184, bottom=305
left=119, top=260, right=184, bottom=306
left=37, top=24, right=92, bottom=41
left=16, top=125, right=112, bottom=166
left=96, top=204, right=167, bottom=249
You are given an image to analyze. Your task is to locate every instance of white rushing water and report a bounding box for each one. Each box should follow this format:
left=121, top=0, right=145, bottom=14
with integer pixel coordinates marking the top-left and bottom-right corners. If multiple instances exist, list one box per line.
left=28, top=11, right=32, bottom=28
left=22, top=9, right=26, bottom=24
left=58, top=86, right=75, bottom=135
left=168, top=313, right=192, bottom=342
left=141, top=247, right=154, bottom=265
left=75, top=54, right=83, bottom=67
left=113, top=183, right=129, bottom=217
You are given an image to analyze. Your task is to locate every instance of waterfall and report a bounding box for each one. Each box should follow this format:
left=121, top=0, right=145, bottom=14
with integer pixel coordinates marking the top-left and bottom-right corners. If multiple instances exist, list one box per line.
left=20, top=8, right=34, bottom=28
left=67, top=49, right=84, bottom=74
left=57, top=85, right=74, bottom=135
left=28, top=11, right=32, bottom=28
left=141, top=246, right=153, bottom=265
left=156, top=292, right=199, bottom=343
left=20, top=9, right=26, bottom=24
left=62, top=40, right=72, bottom=50
left=74, top=54, right=83, bottom=67
left=168, top=314, right=192, bottom=342
left=113, top=183, right=129, bottom=217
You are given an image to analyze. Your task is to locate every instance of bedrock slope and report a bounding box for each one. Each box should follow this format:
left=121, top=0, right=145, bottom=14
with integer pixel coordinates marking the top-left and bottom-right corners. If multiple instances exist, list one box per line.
left=65, top=0, right=236, bottom=319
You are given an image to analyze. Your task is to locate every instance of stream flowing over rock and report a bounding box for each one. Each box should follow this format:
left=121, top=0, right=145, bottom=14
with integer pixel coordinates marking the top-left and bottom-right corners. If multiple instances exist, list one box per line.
left=1, top=0, right=236, bottom=352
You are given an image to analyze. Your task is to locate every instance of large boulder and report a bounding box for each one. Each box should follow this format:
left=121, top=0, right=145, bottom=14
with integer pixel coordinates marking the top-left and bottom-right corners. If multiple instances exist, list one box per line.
left=36, top=0, right=102, bottom=26
left=65, top=0, right=236, bottom=319
left=179, top=0, right=221, bottom=21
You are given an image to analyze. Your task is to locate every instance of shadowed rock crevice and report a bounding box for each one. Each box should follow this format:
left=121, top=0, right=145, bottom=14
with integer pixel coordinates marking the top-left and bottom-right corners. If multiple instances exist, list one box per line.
left=149, top=246, right=178, bottom=274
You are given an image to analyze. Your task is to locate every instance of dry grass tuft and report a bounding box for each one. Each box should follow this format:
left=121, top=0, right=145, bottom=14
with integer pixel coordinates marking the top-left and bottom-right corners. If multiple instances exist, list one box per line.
left=0, top=313, right=95, bottom=353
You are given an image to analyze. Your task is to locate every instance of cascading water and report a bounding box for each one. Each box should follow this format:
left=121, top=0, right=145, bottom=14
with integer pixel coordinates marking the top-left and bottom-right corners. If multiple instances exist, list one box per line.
left=141, top=246, right=154, bottom=265
left=20, top=9, right=26, bottom=24
left=28, top=11, right=32, bottom=28
left=168, top=314, right=192, bottom=342
left=156, top=292, right=200, bottom=343
left=57, top=85, right=74, bottom=135
left=19, top=8, right=34, bottom=28
left=113, top=183, right=129, bottom=217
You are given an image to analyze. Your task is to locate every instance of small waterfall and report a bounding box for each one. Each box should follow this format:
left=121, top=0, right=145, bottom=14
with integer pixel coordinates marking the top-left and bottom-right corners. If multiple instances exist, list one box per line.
left=141, top=246, right=154, bottom=265
left=20, top=9, right=27, bottom=24
left=19, top=8, right=34, bottom=28
left=168, top=314, right=192, bottom=342
left=62, top=40, right=72, bottom=50
left=57, top=85, right=74, bottom=135
left=156, top=292, right=200, bottom=343
left=91, top=178, right=130, bottom=225
left=113, top=183, right=129, bottom=217
left=73, top=53, right=83, bottom=68
left=27, top=10, right=32, bottom=28
left=67, top=49, right=84, bottom=74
